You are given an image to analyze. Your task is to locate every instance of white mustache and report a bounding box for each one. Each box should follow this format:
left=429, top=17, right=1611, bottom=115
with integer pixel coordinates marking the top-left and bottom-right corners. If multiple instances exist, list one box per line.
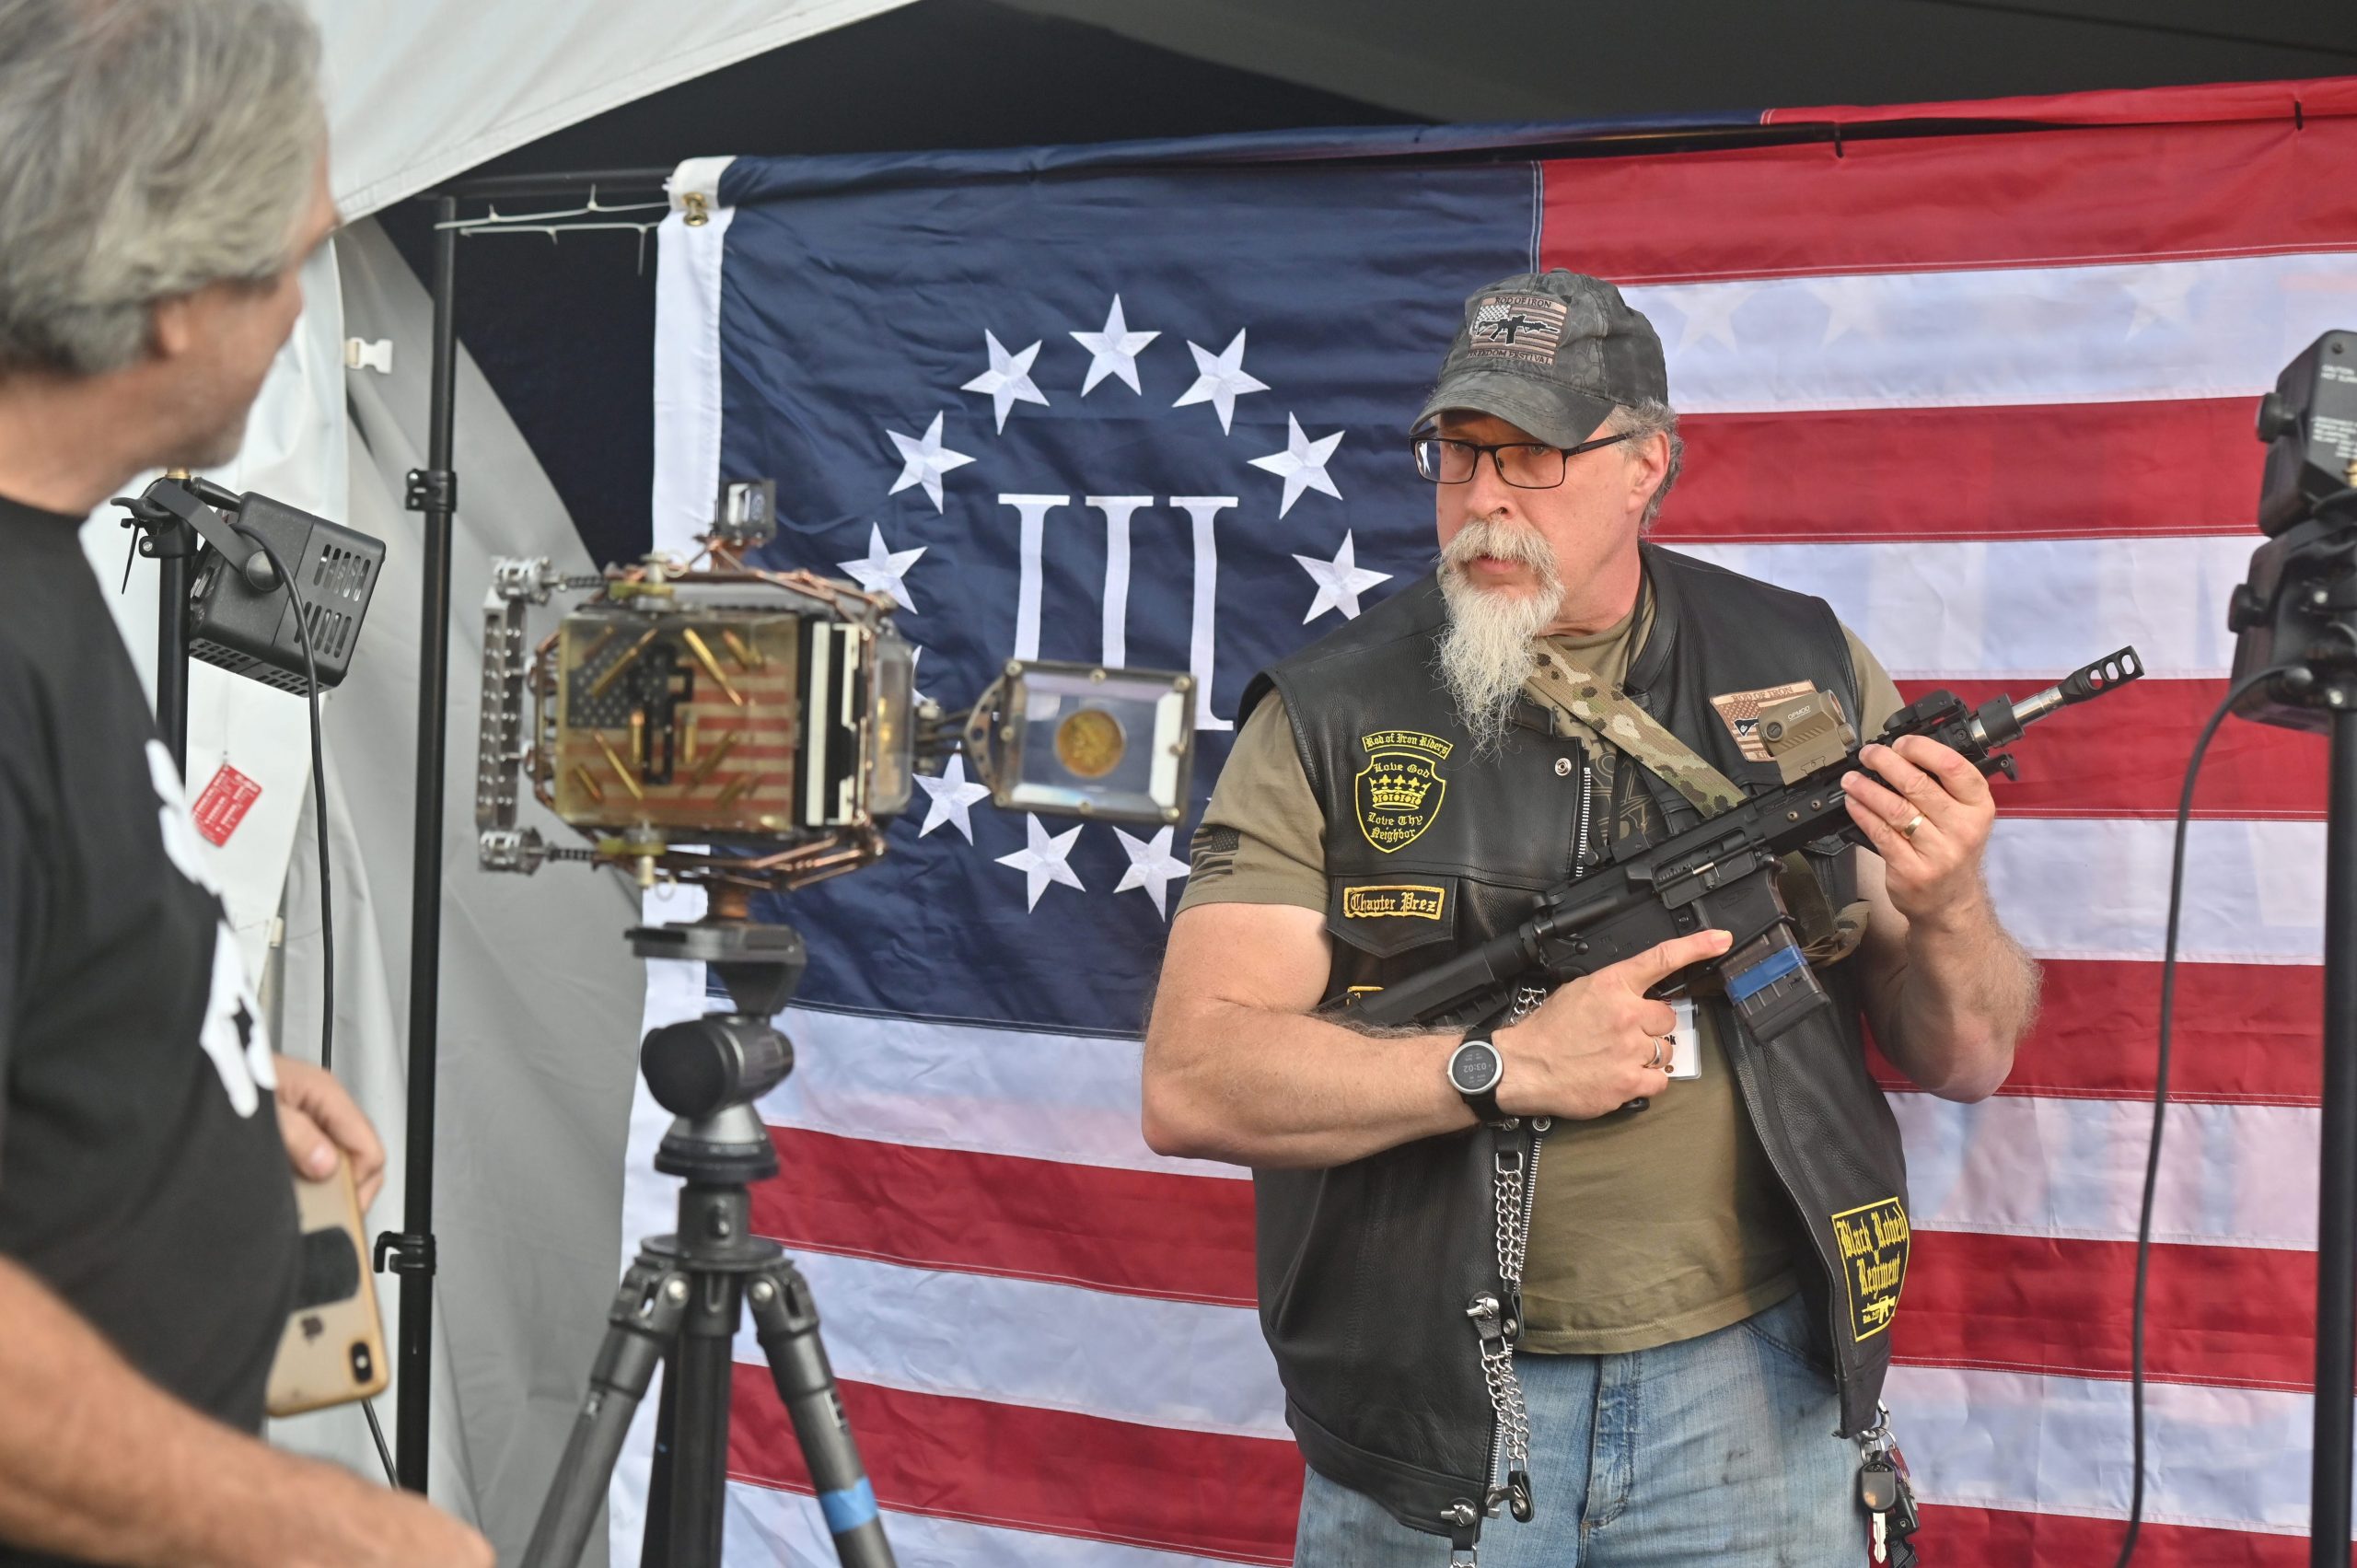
left=1440, top=517, right=1559, bottom=580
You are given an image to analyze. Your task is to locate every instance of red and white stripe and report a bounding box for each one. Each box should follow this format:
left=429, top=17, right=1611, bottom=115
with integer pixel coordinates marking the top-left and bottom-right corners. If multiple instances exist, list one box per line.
left=635, top=80, right=2357, bottom=1565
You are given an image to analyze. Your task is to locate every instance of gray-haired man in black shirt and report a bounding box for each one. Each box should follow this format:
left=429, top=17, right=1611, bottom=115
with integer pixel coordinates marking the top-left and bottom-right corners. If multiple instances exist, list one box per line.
left=0, top=2, right=490, bottom=1563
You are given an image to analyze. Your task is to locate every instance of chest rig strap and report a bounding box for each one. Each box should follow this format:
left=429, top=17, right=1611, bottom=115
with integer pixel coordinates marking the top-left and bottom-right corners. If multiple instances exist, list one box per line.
left=1526, top=652, right=1745, bottom=819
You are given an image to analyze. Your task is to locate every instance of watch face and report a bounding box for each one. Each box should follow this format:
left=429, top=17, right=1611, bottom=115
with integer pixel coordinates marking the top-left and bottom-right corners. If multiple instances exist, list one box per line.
left=1450, top=1040, right=1503, bottom=1095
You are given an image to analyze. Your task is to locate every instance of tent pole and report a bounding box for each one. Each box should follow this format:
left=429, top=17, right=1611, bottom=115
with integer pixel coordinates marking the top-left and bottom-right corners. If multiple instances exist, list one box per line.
left=379, top=192, right=460, bottom=1495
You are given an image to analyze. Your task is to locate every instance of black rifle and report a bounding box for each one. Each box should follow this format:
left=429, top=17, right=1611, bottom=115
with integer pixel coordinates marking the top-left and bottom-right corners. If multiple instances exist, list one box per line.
left=1351, top=646, right=2145, bottom=1034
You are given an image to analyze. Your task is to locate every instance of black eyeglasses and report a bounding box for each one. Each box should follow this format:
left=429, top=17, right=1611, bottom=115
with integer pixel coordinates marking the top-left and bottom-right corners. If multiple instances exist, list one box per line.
left=1411, top=431, right=1633, bottom=488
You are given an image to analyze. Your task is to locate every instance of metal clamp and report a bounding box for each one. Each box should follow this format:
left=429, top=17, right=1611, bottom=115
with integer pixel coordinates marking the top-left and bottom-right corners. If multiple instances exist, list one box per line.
left=406, top=467, right=459, bottom=514
left=374, top=1230, right=438, bottom=1276
left=479, top=826, right=548, bottom=874
left=490, top=554, right=563, bottom=604
left=1854, top=1400, right=1896, bottom=1459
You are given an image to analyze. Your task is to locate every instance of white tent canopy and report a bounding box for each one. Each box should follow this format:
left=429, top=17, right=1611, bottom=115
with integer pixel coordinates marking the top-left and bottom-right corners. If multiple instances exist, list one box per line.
left=321, top=0, right=911, bottom=219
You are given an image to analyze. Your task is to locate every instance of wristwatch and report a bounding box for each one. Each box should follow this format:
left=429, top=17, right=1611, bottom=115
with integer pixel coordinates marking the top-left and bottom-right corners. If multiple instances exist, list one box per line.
left=1447, top=1027, right=1506, bottom=1123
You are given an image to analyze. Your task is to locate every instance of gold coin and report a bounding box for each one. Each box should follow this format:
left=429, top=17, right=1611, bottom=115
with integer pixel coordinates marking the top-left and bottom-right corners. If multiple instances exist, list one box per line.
left=1054, top=708, right=1126, bottom=779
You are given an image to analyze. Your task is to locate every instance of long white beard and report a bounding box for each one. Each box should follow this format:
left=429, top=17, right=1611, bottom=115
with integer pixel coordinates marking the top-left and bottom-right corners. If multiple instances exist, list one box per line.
left=1435, top=519, right=1565, bottom=753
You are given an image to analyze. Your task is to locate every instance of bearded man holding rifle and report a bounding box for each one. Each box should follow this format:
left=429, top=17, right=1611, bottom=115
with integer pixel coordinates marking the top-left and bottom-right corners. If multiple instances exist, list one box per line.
left=1144, top=270, right=2039, bottom=1565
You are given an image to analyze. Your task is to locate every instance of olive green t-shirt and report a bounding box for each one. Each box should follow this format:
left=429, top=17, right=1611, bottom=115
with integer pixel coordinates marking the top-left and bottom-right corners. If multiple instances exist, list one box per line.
left=1178, top=595, right=1905, bottom=1354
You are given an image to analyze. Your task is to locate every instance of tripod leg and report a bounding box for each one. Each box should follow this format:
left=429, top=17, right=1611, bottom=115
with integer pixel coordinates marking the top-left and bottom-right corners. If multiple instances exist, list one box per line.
left=663, top=1283, right=740, bottom=1568
left=640, top=1353, right=679, bottom=1568
left=522, top=1260, right=690, bottom=1568
left=749, top=1261, right=897, bottom=1568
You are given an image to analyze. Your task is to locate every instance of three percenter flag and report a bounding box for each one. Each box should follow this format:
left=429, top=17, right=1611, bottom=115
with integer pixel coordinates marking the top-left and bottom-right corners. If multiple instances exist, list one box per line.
left=619, top=77, right=2357, bottom=1566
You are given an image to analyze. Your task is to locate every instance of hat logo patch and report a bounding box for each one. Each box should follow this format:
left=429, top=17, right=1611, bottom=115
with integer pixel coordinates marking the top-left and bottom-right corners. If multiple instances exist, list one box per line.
left=1469, top=292, right=1568, bottom=365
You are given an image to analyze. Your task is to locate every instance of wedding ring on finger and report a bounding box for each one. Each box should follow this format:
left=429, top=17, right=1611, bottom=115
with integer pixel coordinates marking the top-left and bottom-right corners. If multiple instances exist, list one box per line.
left=1899, top=811, right=1927, bottom=842
left=1645, top=1038, right=1666, bottom=1070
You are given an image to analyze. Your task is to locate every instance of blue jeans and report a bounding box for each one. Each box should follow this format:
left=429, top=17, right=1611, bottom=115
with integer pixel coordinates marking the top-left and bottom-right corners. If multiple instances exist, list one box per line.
left=1294, top=1293, right=1864, bottom=1567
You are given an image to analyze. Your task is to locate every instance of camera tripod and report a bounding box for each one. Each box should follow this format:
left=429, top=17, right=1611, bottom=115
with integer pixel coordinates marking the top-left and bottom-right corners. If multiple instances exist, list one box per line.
left=521, top=912, right=896, bottom=1568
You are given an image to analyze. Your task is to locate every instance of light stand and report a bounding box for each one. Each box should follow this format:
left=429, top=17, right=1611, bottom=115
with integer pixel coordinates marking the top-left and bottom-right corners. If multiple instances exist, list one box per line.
left=2223, top=328, right=2357, bottom=1566
left=2229, top=509, right=2357, bottom=1565
left=382, top=168, right=672, bottom=1494
left=2324, top=714, right=2357, bottom=1562
left=139, top=496, right=196, bottom=771
left=370, top=191, right=460, bottom=1494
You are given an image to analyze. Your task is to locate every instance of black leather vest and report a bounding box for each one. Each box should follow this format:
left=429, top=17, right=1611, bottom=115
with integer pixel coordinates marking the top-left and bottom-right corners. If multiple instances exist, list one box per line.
left=1241, top=543, right=1911, bottom=1539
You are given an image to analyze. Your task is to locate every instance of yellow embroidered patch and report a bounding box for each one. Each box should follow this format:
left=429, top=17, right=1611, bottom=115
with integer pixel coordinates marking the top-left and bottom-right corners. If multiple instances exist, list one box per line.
left=1353, top=730, right=1452, bottom=854
left=1341, top=884, right=1447, bottom=921
left=1830, top=1197, right=1910, bottom=1342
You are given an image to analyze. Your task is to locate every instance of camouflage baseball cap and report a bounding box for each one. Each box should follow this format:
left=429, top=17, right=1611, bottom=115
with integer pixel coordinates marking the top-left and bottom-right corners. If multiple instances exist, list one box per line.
left=1413, top=270, right=1668, bottom=448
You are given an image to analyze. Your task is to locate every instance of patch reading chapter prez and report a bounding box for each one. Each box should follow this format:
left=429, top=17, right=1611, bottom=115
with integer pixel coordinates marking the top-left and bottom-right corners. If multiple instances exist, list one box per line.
left=1354, top=729, right=1452, bottom=854
left=1341, top=884, right=1447, bottom=921
left=1831, top=1197, right=1910, bottom=1342
left=1468, top=292, right=1569, bottom=366
left=1710, top=680, right=1816, bottom=764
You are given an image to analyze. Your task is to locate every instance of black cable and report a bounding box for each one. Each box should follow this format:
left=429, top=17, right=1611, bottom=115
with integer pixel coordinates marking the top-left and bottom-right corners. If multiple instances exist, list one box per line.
left=365, top=1392, right=398, bottom=1486
left=232, top=524, right=396, bottom=1488
left=2113, top=663, right=2292, bottom=1567
left=231, top=528, right=331, bottom=1074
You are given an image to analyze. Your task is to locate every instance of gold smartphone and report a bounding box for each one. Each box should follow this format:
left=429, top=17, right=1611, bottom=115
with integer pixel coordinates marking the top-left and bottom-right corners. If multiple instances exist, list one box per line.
left=265, top=1154, right=390, bottom=1417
